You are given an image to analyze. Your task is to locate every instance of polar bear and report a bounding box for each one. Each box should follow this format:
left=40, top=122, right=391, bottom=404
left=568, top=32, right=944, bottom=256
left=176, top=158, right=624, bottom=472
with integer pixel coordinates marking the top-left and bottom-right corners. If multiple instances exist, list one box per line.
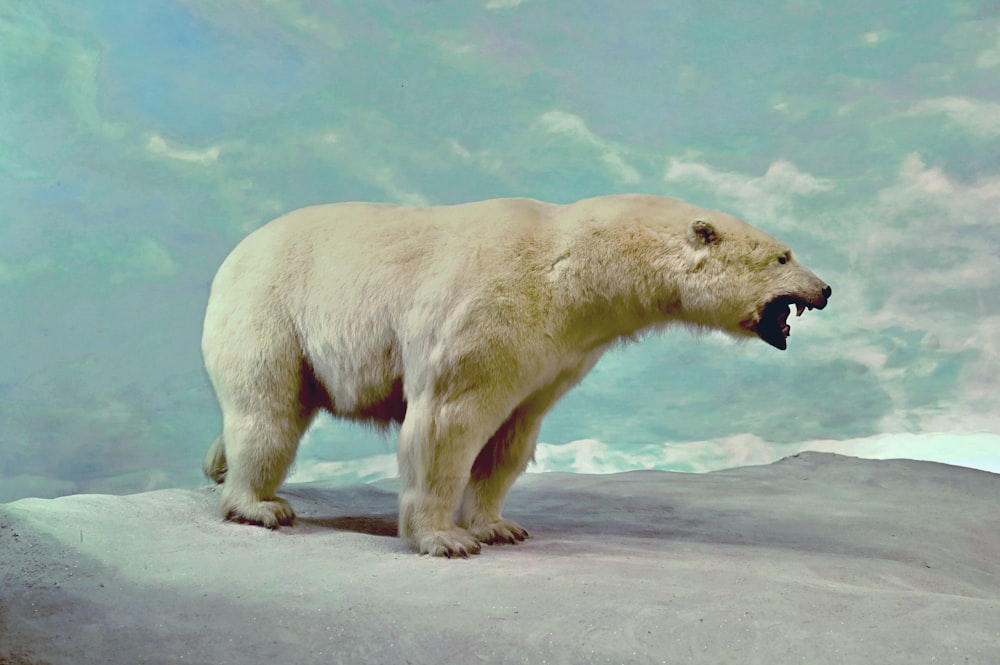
left=201, top=194, right=830, bottom=556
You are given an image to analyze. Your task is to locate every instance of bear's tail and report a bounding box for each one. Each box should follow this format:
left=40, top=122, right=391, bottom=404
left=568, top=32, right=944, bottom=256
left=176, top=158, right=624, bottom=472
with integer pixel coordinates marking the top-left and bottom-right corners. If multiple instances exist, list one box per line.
left=203, top=435, right=227, bottom=484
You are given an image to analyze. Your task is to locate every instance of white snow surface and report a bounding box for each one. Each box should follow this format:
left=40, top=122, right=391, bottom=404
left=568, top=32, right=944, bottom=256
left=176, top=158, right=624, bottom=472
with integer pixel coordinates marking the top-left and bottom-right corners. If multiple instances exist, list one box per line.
left=2, top=452, right=998, bottom=664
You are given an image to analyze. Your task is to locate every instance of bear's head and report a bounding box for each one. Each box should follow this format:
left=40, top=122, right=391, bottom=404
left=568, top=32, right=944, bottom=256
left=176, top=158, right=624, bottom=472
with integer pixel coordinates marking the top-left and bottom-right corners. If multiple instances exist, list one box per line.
left=678, top=215, right=831, bottom=350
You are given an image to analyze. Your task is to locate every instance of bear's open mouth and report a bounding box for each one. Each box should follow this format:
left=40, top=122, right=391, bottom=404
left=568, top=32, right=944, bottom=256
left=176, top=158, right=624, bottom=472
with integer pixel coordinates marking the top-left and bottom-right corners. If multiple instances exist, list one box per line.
left=756, top=295, right=817, bottom=351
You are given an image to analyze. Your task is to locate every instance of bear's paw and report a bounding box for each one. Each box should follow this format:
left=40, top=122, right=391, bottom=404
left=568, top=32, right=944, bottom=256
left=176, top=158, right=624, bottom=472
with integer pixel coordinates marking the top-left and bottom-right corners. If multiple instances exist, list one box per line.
left=417, top=528, right=483, bottom=558
left=223, top=497, right=296, bottom=530
left=467, top=519, right=529, bottom=545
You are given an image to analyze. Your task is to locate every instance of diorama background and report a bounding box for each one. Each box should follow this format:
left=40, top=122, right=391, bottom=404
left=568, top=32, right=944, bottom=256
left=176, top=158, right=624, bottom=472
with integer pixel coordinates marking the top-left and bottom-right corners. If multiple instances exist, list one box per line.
left=3, top=1, right=999, bottom=502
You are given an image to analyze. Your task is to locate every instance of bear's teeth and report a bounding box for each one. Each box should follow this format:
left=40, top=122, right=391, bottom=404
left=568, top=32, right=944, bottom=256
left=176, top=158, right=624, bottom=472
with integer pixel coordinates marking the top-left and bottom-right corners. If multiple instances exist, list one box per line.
left=796, top=303, right=806, bottom=317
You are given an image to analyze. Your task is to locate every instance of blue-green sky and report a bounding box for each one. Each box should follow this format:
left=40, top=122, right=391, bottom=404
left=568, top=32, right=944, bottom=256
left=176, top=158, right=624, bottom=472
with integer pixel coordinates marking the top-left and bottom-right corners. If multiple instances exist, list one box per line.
left=2, top=1, right=998, bottom=500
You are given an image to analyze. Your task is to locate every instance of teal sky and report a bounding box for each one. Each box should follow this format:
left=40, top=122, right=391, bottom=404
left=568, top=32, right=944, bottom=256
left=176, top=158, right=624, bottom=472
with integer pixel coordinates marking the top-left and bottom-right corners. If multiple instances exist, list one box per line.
left=2, top=1, right=998, bottom=500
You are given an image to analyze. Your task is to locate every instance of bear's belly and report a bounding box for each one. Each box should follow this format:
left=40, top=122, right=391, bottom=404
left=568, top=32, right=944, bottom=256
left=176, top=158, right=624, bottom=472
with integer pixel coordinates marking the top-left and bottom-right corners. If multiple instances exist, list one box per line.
left=303, top=354, right=407, bottom=427
left=349, top=376, right=407, bottom=426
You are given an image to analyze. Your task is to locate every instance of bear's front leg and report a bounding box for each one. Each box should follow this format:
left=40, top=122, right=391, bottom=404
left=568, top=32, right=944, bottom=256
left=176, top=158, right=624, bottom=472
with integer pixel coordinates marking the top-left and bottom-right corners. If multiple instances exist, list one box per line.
left=396, top=397, right=497, bottom=557
left=457, top=406, right=538, bottom=545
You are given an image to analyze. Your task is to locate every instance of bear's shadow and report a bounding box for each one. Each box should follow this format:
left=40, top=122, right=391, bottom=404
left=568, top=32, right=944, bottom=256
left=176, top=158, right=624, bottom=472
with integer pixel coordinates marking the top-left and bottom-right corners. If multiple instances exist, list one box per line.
left=297, top=515, right=399, bottom=537
left=281, top=480, right=923, bottom=563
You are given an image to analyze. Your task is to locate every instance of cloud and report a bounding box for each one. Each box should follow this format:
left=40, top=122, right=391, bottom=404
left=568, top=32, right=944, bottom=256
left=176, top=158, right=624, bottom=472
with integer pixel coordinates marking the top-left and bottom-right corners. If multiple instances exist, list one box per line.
left=275, top=431, right=1000, bottom=489
left=874, top=152, right=988, bottom=227
left=0, top=256, right=54, bottom=284
left=858, top=29, right=893, bottom=46
left=875, top=152, right=1000, bottom=230
left=834, top=154, right=1000, bottom=432
left=258, top=0, right=340, bottom=43
left=975, top=26, right=1000, bottom=68
left=799, top=432, right=1000, bottom=474
left=663, top=158, right=833, bottom=225
left=906, top=97, right=1000, bottom=138
left=485, top=0, right=526, bottom=9
left=530, top=432, right=1000, bottom=477
left=0, top=474, right=78, bottom=503
left=1, top=235, right=178, bottom=285
left=111, top=238, right=181, bottom=283
left=287, top=454, right=398, bottom=485
left=370, top=167, right=430, bottom=206
left=445, top=138, right=507, bottom=177
left=535, top=110, right=641, bottom=184
left=532, top=435, right=786, bottom=475
left=533, top=439, right=668, bottom=475
left=147, top=134, right=222, bottom=164
left=1, top=359, right=155, bottom=483
left=448, top=139, right=472, bottom=161
left=294, top=437, right=783, bottom=484
left=181, top=0, right=346, bottom=54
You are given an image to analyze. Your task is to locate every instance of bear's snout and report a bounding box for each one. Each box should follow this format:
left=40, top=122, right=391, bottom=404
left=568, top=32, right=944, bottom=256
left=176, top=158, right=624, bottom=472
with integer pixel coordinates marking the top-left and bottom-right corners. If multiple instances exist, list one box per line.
left=810, top=283, right=832, bottom=310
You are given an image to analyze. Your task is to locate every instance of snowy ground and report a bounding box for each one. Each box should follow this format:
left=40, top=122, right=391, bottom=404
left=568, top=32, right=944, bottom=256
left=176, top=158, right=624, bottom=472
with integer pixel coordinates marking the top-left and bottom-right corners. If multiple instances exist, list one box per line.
left=2, top=452, right=998, bottom=665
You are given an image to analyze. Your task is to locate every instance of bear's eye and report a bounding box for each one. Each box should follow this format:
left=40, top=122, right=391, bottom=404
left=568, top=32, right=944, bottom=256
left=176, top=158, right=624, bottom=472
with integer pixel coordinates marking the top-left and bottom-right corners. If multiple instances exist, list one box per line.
left=777, top=254, right=788, bottom=265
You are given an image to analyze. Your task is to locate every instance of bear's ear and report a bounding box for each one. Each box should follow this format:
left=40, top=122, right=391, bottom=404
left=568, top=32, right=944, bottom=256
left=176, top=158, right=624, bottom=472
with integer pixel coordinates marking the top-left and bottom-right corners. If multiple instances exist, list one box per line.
left=687, top=219, right=718, bottom=247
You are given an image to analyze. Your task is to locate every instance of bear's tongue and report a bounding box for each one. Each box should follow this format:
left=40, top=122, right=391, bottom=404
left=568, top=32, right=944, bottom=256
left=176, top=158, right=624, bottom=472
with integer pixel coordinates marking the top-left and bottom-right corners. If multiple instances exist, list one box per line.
left=758, top=296, right=807, bottom=350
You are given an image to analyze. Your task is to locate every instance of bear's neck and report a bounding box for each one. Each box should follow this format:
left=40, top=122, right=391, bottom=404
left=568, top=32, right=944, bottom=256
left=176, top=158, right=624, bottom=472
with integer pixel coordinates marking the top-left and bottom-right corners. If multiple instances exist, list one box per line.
left=547, top=223, right=685, bottom=348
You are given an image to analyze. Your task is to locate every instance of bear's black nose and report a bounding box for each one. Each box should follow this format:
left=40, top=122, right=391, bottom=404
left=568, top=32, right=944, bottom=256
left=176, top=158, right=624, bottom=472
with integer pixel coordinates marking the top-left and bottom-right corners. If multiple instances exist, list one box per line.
left=822, top=285, right=832, bottom=299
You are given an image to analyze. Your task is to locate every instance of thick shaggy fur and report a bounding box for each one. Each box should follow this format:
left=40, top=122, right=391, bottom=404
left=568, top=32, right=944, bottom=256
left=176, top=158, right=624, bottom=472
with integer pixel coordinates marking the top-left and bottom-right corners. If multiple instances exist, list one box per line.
left=201, top=194, right=830, bottom=556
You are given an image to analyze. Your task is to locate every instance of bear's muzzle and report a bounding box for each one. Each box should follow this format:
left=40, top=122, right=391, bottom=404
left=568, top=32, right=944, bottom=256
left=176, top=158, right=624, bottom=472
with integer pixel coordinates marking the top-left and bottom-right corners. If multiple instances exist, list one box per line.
left=756, top=284, right=831, bottom=351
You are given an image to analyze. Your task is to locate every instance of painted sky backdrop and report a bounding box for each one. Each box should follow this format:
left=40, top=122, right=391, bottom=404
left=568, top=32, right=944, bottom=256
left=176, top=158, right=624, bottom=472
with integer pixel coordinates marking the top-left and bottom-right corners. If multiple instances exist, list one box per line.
left=2, top=1, right=999, bottom=501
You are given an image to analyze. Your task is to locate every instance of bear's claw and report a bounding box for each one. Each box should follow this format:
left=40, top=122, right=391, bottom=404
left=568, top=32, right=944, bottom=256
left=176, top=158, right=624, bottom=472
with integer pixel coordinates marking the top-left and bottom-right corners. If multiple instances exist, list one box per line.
left=223, top=497, right=296, bottom=529
left=418, top=528, right=483, bottom=558
left=468, top=519, right=530, bottom=545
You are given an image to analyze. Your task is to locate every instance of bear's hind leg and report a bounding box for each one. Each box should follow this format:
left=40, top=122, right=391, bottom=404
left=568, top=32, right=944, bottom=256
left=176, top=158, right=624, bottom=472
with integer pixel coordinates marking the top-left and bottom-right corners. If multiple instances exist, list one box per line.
left=217, top=405, right=314, bottom=528
left=458, top=406, right=540, bottom=545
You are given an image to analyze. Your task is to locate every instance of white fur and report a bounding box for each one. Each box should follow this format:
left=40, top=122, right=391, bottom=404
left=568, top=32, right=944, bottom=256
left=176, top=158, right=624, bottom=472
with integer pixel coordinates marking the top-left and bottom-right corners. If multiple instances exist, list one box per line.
left=201, top=194, right=829, bottom=556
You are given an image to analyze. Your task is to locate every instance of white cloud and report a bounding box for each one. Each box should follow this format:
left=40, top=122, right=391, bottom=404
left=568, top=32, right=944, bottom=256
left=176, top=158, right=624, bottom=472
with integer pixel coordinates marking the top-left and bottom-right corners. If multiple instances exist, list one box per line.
left=111, top=237, right=181, bottom=283
left=837, top=154, right=1000, bottom=432
left=0, top=256, right=54, bottom=283
left=799, top=432, right=1000, bottom=474
left=370, top=167, right=430, bottom=206
left=190, top=0, right=346, bottom=49
left=659, top=435, right=785, bottom=472
left=530, top=432, right=1000, bottom=476
left=288, top=453, right=398, bottom=485
left=285, top=430, right=1000, bottom=489
left=876, top=153, right=1000, bottom=222
left=147, top=134, right=221, bottom=164
left=975, top=27, right=1000, bottom=68
left=485, top=0, right=526, bottom=9
left=262, top=0, right=325, bottom=34
left=448, top=138, right=473, bottom=161
left=444, top=138, right=508, bottom=176
left=894, top=152, right=955, bottom=195
left=664, top=158, right=833, bottom=225
left=536, top=110, right=641, bottom=184
left=533, top=439, right=666, bottom=474
left=2, top=236, right=178, bottom=285
left=907, top=97, right=1000, bottom=138
left=532, top=435, right=784, bottom=475
left=601, top=152, right=642, bottom=185
left=858, top=29, right=893, bottom=46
